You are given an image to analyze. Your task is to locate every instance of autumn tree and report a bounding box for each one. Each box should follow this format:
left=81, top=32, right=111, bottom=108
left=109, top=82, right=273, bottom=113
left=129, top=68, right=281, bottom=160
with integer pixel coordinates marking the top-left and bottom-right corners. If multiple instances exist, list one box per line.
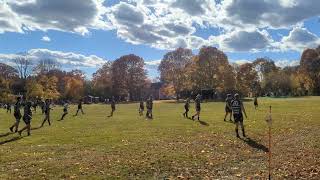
left=38, top=75, right=60, bottom=99
left=92, top=62, right=113, bottom=97
left=0, top=63, right=18, bottom=80
left=26, top=79, right=44, bottom=99
left=192, top=46, right=235, bottom=93
left=158, top=48, right=193, bottom=100
left=299, top=48, right=320, bottom=95
left=235, top=63, right=259, bottom=96
left=112, top=54, right=147, bottom=100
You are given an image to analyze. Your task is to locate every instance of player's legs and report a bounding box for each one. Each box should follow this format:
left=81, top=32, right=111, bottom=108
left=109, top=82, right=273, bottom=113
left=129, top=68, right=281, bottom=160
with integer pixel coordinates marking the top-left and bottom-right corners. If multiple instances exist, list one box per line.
left=74, top=109, right=79, bottom=116
left=61, top=112, right=68, bottom=120
left=235, top=121, right=240, bottom=138
left=41, top=115, right=48, bottom=127
left=240, top=121, right=245, bottom=137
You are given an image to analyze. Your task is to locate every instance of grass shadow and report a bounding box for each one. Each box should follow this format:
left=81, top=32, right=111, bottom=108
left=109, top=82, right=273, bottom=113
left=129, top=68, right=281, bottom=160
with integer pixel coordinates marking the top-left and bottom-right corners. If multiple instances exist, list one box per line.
left=31, top=126, right=43, bottom=130
left=198, top=120, right=210, bottom=126
left=241, top=137, right=269, bottom=152
left=0, top=136, right=22, bottom=145
left=0, top=132, right=14, bottom=138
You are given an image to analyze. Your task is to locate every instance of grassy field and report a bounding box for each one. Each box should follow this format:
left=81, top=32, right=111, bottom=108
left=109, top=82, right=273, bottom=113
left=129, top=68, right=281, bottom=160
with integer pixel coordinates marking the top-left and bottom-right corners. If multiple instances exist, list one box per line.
left=0, top=97, right=319, bottom=179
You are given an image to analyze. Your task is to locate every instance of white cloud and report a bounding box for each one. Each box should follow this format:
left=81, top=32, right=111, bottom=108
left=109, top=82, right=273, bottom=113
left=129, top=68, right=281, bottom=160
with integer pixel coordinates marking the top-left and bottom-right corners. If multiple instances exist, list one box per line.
left=0, top=0, right=319, bottom=52
left=275, top=60, right=300, bottom=68
left=1, top=0, right=110, bottom=35
left=41, top=36, right=51, bottom=42
left=280, top=26, right=320, bottom=51
left=0, top=49, right=107, bottom=68
left=212, top=29, right=272, bottom=52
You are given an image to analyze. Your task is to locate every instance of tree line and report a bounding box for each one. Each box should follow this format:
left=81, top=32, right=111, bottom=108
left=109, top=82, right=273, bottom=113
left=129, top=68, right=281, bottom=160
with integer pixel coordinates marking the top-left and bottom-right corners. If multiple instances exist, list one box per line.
left=159, top=46, right=320, bottom=99
left=0, top=45, right=319, bottom=103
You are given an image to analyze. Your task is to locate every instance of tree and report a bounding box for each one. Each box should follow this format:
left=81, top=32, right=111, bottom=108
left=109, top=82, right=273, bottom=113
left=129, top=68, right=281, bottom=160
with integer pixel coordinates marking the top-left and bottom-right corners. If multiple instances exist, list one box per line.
left=26, top=79, right=44, bottom=99
left=236, top=63, right=259, bottom=96
left=63, top=76, right=84, bottom=100
left=92, top=62, right=113, bottom=97
left=192, top=46, right=233, bottom=93
left=299, top=48, right=320, bottom=95
left=33, top=59, right=61, bottom=75
left=14, top=55, right=33, bottom=79
left=158, top=48, right=193, bottom=100
left=38, top=75, right=60, bottom=99
left=112, top=54, right=147, bottom=100
left=253, top=58, right=278, bottom=81
left=0, top=63, right=18, bottom=80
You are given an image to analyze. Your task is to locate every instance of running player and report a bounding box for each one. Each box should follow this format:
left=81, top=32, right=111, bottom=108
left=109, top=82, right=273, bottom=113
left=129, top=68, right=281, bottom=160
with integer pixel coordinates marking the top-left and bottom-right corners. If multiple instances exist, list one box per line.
left=74, top=99, right=85, bottom=116
left=60, top=101, right=69, bottom=120
left=231, top=93, right=248, bottom=138
left=146, top=96, right=153, bottom=119
left=254, top=96, right=258, bottom=109
left=192, top=94, right=201, bottom=121
left=41, top=99, right=52, bottom=127
left=18, top=101, right=32, bottom=136
left=224, top=94, right=233, bottom=122
left=108, top=97, right=116, bottom=117
left=9, top=97, right=22, bottom=133
left=182, top=98, right=190, bottom=118
left=139, top=99, right=144, bottom=116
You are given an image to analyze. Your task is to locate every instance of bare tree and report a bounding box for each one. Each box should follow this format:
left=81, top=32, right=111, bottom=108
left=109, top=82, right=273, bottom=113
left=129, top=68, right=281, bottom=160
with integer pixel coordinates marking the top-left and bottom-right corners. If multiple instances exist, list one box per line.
left=33, top=59, right=61, bottom=75
left=14, top=55, right=33, bottom=79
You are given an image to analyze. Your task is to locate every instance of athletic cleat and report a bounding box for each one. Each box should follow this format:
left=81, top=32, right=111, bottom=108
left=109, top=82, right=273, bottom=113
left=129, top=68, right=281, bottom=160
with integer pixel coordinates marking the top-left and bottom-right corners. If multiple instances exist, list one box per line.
left=9, top=127, right=13, bottom=132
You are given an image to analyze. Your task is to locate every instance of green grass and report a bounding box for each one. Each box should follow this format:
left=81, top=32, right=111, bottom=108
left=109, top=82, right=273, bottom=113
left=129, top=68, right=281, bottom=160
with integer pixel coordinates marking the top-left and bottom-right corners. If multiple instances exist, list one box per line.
left=0, top=97, right=319, bottom=179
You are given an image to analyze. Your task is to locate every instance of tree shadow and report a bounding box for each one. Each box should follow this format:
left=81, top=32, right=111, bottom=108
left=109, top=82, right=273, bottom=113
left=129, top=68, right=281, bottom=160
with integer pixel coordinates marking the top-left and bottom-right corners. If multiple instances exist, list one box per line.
left=241, top=137, right=269, bottom=152
left=0, top=132, right=14, bottom=138
left=0, top=136, right=22, bottom=145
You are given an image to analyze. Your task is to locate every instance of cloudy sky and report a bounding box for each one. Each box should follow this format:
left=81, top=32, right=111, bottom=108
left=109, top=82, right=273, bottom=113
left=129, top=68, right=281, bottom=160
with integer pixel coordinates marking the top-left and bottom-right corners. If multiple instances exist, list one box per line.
left=0, top=0, right=319, bottom=79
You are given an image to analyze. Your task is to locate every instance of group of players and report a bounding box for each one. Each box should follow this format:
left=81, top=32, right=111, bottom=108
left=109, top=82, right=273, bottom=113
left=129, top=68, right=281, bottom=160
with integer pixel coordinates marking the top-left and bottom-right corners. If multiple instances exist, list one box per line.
left=5, top=97, right=86, bottom=136
left=183, top=93, right=258, bottom=138
left=2, top=93, right=257, bottom=138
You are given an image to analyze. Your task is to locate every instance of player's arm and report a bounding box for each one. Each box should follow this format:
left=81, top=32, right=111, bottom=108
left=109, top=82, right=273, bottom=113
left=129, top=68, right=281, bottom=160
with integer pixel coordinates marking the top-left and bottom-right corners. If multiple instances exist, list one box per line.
left=241, top=102, right=247, bottom=118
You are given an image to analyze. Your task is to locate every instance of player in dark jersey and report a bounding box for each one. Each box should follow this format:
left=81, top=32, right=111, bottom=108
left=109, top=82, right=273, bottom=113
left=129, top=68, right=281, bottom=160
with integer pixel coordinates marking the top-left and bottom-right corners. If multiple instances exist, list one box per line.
left=18, top=101, right=32, bottom=136
left=40, top=99, right=52, bottom=127
left=254, top=96, right=258, bottom=109
left=32, top=100, right=37, bottom=113
left=224, top=94, right=233, bottom=122
left=74, top=99, right=85, bottom=116
left=231, top=93, right=248, bottom=138
left=9, top=97, right=22, bottom=133
left=108, top=97, right=116, bottom=117
left=59, top=101, right=69, bottom=121
left=146, top=96, right=153, bottom=119
left=192, top=94, right=201, bottom=121
left=40, top=100, right=45, bottom=114
left=139, top=99, right=144, bottom=116
left=182, top=98, right=190, bottom=118
left=6, top=103, right=11, bottom=113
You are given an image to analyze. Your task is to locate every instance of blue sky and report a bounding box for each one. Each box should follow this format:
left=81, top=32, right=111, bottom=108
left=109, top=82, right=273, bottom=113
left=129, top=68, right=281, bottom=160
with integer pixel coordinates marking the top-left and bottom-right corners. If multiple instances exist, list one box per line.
left=0, top=0, right=320, bottom=79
